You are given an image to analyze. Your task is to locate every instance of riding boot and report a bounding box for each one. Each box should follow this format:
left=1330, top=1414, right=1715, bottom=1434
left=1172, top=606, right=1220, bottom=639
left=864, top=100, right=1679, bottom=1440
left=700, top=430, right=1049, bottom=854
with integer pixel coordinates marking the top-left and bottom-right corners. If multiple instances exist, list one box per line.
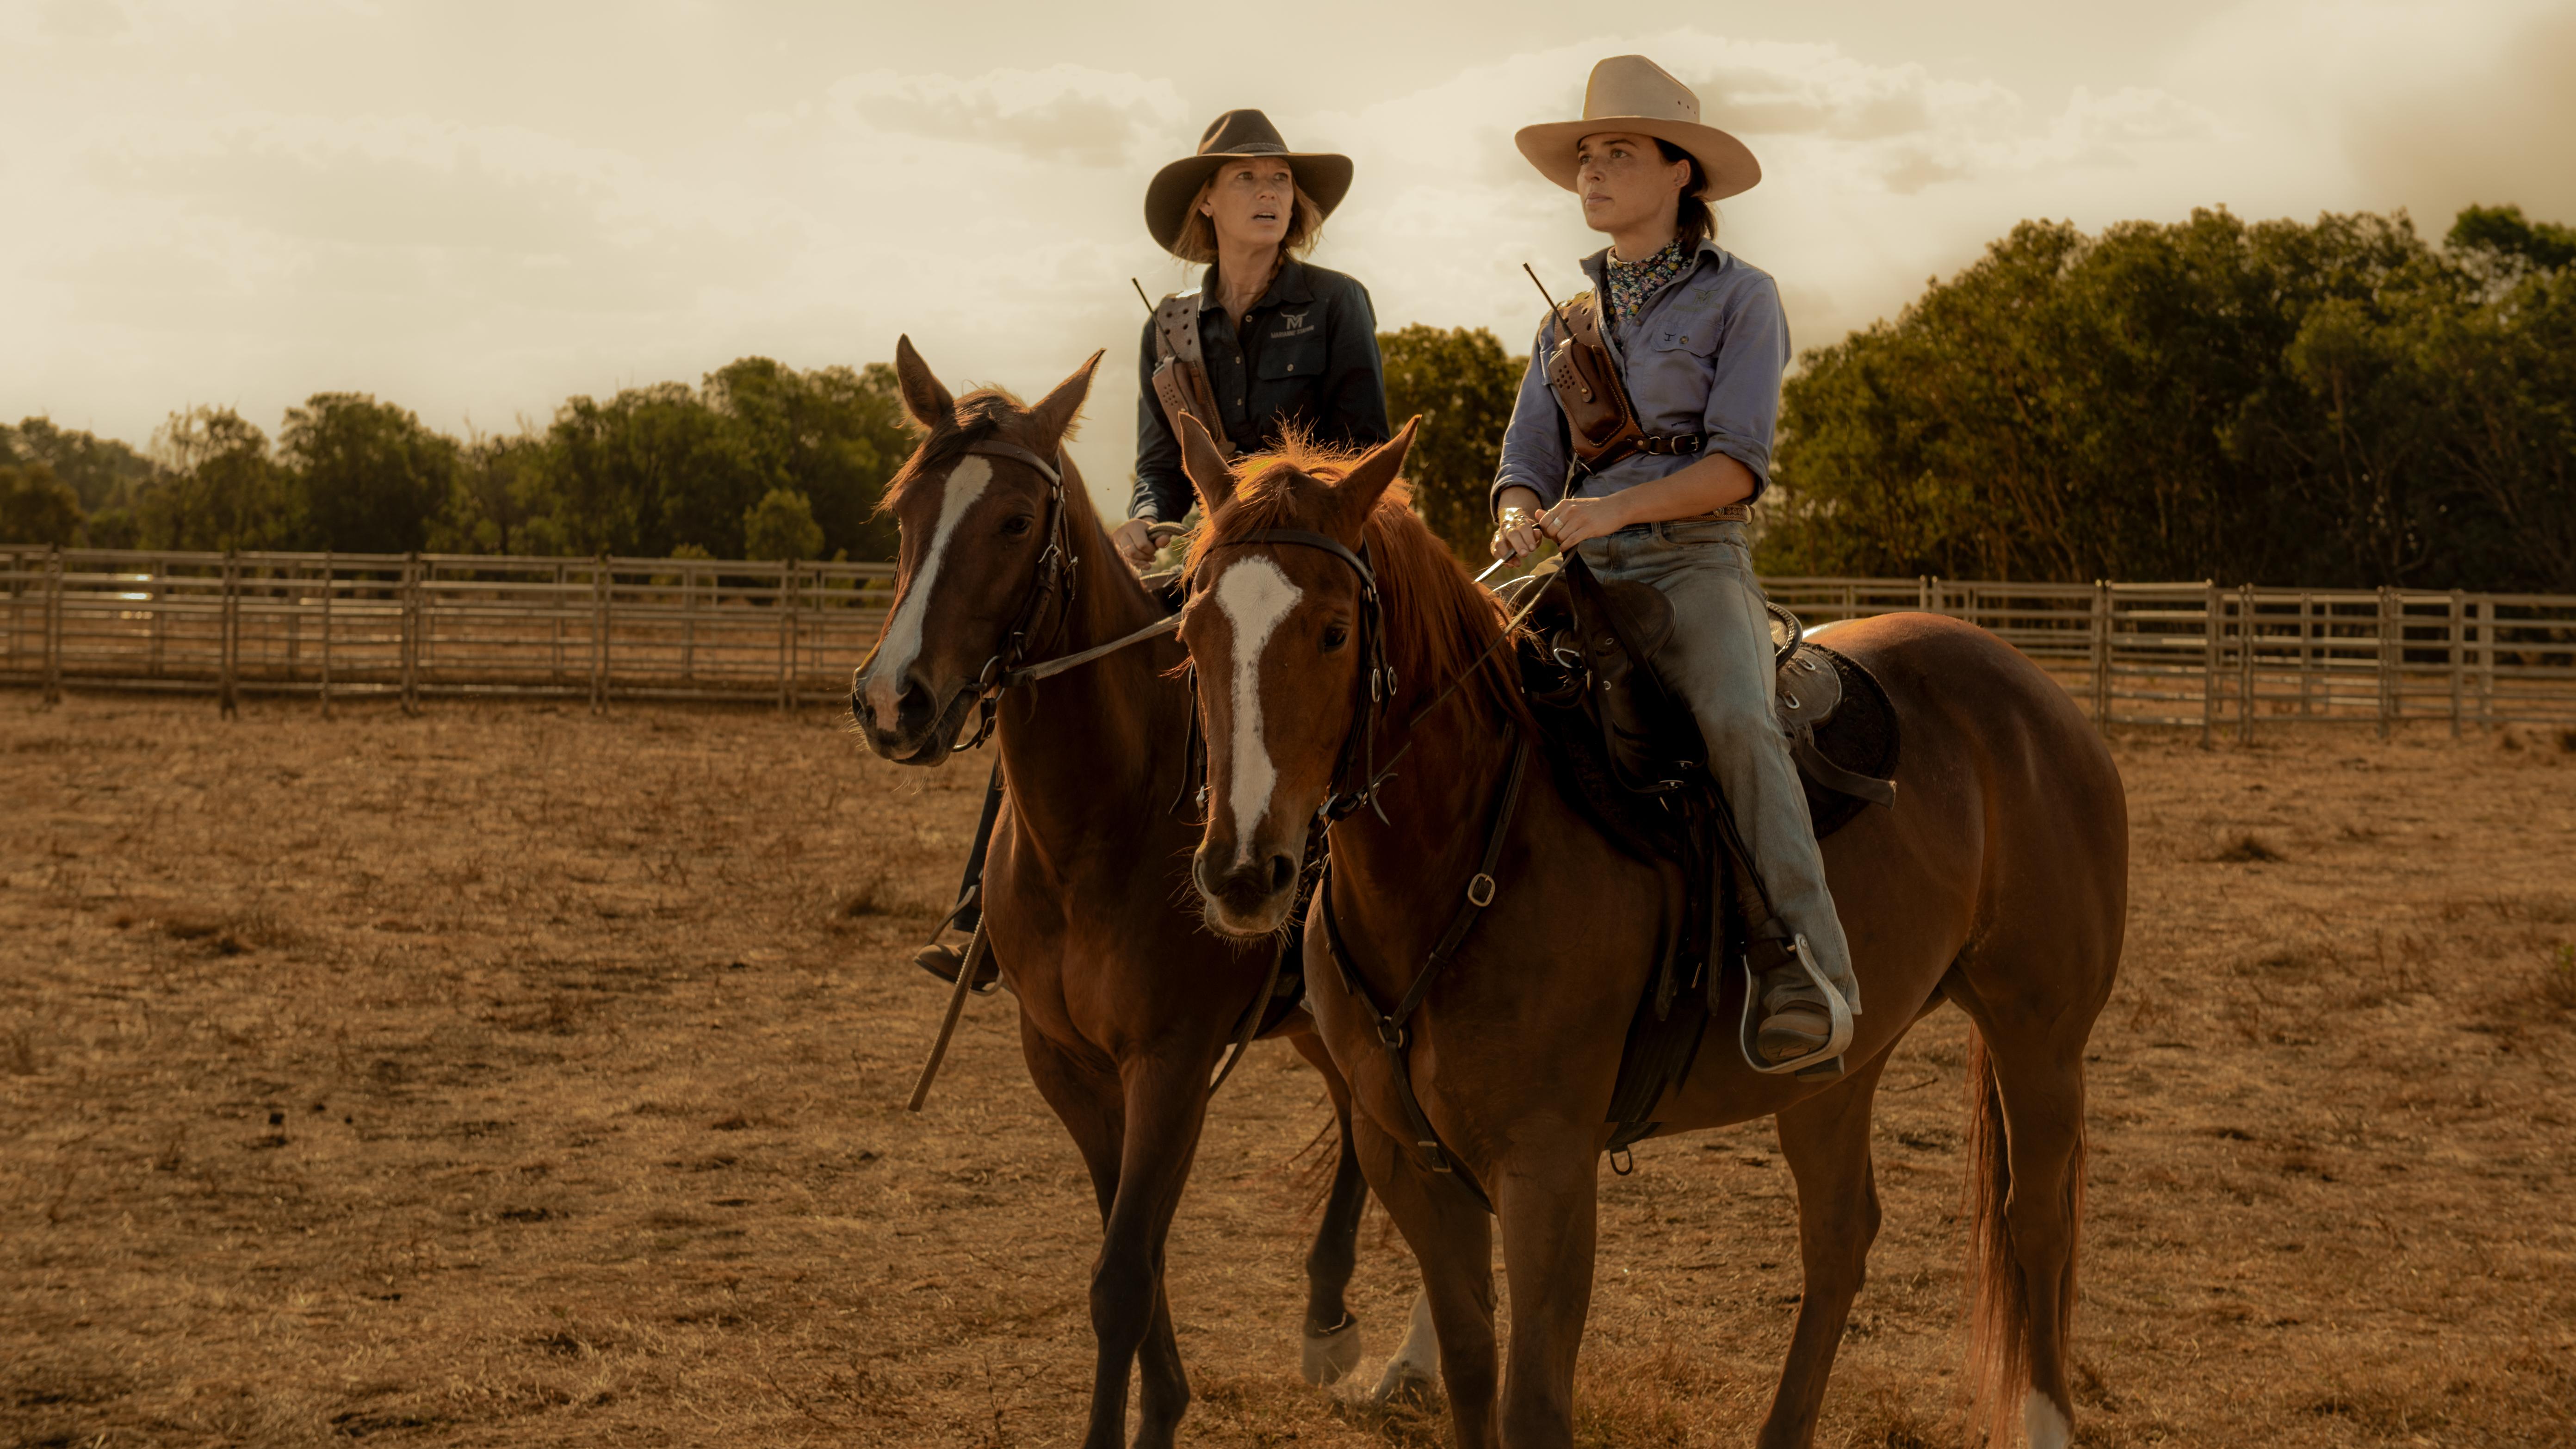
left=914, top=766, right=1004, bottom=992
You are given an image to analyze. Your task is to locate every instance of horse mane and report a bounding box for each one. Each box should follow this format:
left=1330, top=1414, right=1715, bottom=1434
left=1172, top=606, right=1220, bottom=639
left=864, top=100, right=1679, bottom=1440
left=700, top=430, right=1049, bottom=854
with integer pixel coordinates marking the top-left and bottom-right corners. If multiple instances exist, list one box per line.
left=1187, top=436, right=1527, bottom=730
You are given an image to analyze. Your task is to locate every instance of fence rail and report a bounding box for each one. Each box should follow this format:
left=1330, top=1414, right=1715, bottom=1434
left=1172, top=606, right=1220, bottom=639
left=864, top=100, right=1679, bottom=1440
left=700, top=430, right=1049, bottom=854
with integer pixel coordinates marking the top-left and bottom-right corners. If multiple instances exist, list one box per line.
left=7, top=547, right=2576, bottom=731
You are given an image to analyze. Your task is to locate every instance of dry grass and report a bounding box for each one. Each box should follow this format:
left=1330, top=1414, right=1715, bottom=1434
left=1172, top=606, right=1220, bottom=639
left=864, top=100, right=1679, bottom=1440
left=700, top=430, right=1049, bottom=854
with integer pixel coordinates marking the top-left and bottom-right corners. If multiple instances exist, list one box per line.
left=2, top=693, right=2572, bottom=1446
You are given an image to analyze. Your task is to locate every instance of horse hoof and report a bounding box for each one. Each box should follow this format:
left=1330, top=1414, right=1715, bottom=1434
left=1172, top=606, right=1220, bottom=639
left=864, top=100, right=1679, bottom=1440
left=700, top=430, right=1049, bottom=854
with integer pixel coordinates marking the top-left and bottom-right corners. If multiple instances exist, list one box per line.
left=1300, top=1314, right=1362, bottom=1387
left=1369, top=1362, right=1439, bottom=1409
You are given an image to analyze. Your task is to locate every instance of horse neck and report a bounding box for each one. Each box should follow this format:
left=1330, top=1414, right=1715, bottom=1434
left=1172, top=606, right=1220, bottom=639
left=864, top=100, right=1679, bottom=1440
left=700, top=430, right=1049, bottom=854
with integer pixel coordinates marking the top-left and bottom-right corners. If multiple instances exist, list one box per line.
left=992, top=471, right=1181, bottom=829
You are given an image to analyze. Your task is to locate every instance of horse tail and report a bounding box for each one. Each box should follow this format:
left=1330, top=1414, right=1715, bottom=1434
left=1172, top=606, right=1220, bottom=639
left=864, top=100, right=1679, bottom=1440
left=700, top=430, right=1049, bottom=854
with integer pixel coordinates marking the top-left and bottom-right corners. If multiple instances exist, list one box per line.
left=1961, top=1025, right=2025, bottom=1445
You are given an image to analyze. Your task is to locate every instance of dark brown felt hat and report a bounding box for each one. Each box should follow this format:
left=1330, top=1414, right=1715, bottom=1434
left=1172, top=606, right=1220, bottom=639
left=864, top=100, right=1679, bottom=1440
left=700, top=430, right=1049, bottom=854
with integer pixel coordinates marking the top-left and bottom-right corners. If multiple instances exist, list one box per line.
left=1144, top=110, right=1353, bottom=255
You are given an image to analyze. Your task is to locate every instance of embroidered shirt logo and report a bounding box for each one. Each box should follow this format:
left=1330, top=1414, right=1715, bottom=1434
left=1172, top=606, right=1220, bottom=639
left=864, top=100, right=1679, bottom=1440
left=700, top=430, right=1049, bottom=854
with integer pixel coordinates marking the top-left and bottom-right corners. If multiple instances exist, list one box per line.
left=1274, top=309, right=1315, bottom=336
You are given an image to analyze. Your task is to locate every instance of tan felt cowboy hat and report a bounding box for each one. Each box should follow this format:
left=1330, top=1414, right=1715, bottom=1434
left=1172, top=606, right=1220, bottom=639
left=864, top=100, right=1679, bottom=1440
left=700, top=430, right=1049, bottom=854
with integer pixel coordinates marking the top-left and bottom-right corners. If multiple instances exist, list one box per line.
left=1144, top=110, right=1353, bottom=255
left=1515, top=55, right=1761, bottom=202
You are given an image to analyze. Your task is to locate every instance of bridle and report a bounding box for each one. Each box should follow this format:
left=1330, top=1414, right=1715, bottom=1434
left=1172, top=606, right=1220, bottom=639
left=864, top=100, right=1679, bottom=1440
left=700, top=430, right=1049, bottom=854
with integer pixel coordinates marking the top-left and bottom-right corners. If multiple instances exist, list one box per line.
left=854, top=436, right=1182, bottom=755
left=1192, top=527, right=1395, bottom=824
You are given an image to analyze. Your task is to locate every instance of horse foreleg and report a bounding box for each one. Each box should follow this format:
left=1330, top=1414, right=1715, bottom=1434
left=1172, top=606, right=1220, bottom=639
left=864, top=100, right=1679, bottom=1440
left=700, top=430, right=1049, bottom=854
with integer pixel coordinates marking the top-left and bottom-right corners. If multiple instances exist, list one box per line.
left=1351, top=1111, right=1499, bottom=1447
left=1758, top=1049, right=1891, bottom=1449
left=1492, top=1121, right=1601, bottom=1449
left=1086, top=1057, right=1212, bottom=1449
left=1291, top=1030, right=1368, bottom=1386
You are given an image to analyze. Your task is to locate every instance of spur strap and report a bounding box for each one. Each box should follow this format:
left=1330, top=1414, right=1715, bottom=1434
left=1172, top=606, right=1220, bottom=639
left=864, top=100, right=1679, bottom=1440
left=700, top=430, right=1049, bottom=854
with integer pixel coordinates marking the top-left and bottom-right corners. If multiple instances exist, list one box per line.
left=1318, top=730, right=1531, bottom=1215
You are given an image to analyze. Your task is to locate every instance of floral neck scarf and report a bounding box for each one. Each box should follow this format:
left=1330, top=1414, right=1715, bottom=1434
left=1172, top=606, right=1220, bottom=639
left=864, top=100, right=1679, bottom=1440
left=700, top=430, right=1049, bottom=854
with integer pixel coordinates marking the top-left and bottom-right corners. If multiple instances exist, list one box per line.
left=1604, top=239, right=1691, bottom=328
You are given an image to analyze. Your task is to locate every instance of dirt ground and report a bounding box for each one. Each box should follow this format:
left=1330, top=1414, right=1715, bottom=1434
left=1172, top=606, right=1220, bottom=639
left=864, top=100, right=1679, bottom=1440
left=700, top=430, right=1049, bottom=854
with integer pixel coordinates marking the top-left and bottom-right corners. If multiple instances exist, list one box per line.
left=2, top=690, right=2572, bottom=1448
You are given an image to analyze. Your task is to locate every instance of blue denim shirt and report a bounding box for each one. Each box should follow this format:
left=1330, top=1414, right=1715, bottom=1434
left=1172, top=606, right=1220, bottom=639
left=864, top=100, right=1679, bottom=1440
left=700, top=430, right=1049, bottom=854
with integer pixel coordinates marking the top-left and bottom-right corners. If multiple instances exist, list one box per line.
left=1492, top=239, right=1790, bottom=511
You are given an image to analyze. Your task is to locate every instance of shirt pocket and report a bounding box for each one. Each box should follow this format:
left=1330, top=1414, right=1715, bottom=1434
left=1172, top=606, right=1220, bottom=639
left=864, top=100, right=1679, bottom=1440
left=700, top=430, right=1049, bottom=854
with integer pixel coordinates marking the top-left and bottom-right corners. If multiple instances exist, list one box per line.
left=1648, top=318, right=1722, bottom=358
left=1256, top=337, right=1328, bottom=382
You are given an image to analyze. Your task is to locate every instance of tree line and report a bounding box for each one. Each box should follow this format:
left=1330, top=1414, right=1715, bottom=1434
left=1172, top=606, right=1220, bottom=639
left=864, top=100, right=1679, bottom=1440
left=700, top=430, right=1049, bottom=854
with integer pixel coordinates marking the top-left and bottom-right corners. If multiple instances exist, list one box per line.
left=1, top=358, right=915, bottom=563
left=9, top=203, right=2572, bottom=591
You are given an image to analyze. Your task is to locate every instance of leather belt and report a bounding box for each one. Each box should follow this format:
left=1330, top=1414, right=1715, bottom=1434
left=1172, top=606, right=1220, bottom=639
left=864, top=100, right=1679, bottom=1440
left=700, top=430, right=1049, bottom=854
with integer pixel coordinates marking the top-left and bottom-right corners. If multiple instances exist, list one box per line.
left=1676, top=504, right=1753, bottom=524
left=1636, top=432, right=1704, bottom=456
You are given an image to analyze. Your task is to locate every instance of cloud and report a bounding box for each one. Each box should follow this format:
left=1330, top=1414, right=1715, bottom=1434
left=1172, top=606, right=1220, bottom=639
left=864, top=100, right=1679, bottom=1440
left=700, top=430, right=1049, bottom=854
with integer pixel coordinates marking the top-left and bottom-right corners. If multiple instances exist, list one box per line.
left=828, top=65, right=1187, bottom=168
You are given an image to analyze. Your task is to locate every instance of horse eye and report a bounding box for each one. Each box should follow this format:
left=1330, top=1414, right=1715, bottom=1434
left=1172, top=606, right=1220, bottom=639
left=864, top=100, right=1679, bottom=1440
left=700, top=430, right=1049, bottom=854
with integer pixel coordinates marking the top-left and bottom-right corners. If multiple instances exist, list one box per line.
left=1002, top=514, right=1034, bottom=537
left=1320, top=624, right=1350, bottom=651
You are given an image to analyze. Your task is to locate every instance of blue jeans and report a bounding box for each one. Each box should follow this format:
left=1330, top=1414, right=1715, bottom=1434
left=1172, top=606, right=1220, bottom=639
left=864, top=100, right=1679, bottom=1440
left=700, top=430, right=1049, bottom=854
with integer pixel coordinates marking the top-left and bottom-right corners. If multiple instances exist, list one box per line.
left=1575, top=519, right=1855, bottom=1000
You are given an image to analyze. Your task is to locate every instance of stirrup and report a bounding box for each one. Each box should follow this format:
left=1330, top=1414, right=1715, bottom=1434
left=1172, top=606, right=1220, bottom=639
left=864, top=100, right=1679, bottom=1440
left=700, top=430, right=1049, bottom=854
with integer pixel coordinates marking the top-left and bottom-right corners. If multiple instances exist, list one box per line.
left=1738, top=934, right=1853, bottom=1077
left=914, top=941, right=999, bottom=995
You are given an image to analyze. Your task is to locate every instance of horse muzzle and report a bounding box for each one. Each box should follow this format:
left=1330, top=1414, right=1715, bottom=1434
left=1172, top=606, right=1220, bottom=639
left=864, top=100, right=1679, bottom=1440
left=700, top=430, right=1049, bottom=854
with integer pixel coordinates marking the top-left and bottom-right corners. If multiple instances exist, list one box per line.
left=850, top=667, right=976, bottom=765
left=1191, top=840, right=1299, bottom=939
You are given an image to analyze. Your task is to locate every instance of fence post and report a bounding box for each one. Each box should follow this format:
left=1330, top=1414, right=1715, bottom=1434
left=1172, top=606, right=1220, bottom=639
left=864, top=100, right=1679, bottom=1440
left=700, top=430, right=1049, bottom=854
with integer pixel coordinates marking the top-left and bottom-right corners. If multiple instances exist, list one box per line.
left=2477, top=595, right=2495, bottom=726
left=219, top=550, right=239, bottom=719
left=43, top=545, right=64, bottom=706
left=681, top=558, right=697, bottom=682
left=2237, top=582, right=2256, bottom=745
left=590, top=552, right=609, bottom=715
left=2448, top=588, right=2465, bottom=738
left=777, top=559, right=796, bottom=712
left=2200, top=582, right=2217, bottom=746
left=400, top=551, right=421, bottom=716
left=2090, top=580, right=2111, bottom=730
left=2376, top=585, right=2396, bottom=740
left=319, top=552, right=334, bottom=719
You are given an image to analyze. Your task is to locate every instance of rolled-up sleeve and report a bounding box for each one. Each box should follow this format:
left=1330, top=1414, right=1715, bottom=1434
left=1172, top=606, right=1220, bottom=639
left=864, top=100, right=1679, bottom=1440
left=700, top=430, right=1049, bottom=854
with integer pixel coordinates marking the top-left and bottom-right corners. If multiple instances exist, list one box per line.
left=1491, top=318, right=1569, bottom=511
left=1700, top=276, right=1791, bottom=501
left=1321, top=282, right=1391, bottom=448
left=1131, top=316, right=1185, bottom=522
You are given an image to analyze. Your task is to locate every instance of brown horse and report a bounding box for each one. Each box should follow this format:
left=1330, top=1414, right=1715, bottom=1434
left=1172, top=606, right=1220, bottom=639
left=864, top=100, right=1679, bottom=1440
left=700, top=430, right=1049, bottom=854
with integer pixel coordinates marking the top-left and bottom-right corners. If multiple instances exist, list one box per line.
left=1166, top=416, right=2128, bottom=1449
left=848, top=342, right=1389, bottom=1449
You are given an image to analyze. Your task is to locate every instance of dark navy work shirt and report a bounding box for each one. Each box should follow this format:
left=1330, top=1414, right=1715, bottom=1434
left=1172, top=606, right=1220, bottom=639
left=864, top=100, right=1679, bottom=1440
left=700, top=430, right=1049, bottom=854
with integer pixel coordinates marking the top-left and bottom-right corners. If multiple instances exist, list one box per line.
left=1130, top=256, right=1391, bottom=521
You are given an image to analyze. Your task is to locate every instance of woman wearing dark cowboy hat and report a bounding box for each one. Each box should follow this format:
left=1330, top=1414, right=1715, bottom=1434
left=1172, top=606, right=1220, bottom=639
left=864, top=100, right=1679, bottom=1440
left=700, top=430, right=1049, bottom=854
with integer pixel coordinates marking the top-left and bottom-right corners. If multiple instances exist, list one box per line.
left=1491, top=56, right=1860, bottom=1076
left=918, top=109, right=1388, bottom=988
left=1111, top=109, right=1391, bottom=568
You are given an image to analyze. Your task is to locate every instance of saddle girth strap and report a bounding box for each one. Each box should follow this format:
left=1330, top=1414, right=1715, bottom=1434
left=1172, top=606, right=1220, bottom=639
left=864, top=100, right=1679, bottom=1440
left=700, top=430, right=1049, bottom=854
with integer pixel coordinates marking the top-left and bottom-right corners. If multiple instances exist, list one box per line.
left=1317, top=730, right=1532, bottom=1216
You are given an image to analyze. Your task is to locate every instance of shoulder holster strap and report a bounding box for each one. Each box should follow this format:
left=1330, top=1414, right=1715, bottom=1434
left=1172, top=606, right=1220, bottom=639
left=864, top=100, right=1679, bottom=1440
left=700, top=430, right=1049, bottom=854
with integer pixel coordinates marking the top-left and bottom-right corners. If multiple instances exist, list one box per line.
left=1150, top=291, right=1235, bottom=459
left=1542, top=293, right=1651, bottom=469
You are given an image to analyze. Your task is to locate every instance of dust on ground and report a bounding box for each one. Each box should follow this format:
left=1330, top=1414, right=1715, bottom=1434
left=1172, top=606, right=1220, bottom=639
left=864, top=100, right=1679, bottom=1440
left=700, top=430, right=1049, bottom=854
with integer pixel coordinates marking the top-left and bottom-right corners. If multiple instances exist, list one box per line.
left=2, top=691, right=2571, bottom=1446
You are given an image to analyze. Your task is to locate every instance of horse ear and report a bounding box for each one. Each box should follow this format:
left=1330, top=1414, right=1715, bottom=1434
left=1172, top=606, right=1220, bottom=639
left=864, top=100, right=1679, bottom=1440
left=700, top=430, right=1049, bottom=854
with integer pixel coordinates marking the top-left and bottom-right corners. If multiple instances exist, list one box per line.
left=1029, top=350, right=1104, bottom=453
left=1176, top=412, right=1237, bottom=514
left=1332, top=416, right=1420, bottom=532
left=892, top=335, right=954, bottom=430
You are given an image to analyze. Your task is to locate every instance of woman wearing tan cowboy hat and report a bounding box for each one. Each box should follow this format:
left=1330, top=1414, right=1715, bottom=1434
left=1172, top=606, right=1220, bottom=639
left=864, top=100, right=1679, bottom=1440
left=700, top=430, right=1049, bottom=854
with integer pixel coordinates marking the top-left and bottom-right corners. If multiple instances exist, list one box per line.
left=1491, top=56, right=1859, bottom=1077
left=1110, top=110, right=1391, bottom=569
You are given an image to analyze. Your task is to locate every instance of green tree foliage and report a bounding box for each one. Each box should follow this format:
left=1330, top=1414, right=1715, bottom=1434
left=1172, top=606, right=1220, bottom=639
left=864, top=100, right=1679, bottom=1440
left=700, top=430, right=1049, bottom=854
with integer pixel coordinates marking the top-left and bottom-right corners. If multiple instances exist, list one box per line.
left=1377, top=324, right=1526, bottom=559
left=743, top=488, right=826, bottom=561
left=141, top=407, right=301, bottom=551
left=1760, top=206, right=2576, bottom=591
left=434, top=432, right=550, bottom=555
left=2, top=418, right=158, bottom=512
left=0, top=462, right=85, bottom=547
left=2447, top=204, right=2576, bottom=276
left=524, top=359, right=910, bottom=560
left=280, top=393, right=462, bottom=554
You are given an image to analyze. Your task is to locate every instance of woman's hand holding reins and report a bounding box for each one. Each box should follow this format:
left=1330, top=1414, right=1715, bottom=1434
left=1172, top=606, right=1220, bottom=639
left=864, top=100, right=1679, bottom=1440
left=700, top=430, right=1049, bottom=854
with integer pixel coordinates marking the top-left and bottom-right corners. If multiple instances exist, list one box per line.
left=1111, top=517, right=1158, bottom=571
left=1534, top=494, right=1630, bottom=551
left=1491, top=486, right=1549, bottom=563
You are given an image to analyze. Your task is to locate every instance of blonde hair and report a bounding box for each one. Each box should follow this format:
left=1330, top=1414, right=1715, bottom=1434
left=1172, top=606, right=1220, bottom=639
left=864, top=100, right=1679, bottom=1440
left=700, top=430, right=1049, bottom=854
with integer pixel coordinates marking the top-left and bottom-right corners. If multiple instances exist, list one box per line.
left=1170, top=173, right=1325, bottom=264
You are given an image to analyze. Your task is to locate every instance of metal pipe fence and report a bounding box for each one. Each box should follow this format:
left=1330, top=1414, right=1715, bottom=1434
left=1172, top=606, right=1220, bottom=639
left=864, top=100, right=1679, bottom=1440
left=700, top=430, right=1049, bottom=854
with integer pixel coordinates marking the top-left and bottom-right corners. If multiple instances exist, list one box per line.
left=7, top=548, right=2575, bottom=731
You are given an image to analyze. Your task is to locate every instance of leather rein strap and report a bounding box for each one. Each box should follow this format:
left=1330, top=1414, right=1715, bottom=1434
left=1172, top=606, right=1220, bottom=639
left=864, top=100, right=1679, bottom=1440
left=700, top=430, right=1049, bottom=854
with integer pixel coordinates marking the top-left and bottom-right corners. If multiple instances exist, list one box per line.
left=1318, top=729, right=1530, bottom=1214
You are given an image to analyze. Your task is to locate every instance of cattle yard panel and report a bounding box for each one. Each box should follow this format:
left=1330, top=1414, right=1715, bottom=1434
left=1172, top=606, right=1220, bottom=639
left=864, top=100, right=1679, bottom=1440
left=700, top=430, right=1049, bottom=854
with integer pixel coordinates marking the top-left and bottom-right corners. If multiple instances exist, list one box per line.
left=9, top=549, right=2575, bottom=728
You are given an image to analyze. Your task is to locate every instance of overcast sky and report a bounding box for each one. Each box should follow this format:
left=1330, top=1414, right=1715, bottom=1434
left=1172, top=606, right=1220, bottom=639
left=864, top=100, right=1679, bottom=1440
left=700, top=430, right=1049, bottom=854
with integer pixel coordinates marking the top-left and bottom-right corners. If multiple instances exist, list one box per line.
left=5, top=0, right=2572, bottom=509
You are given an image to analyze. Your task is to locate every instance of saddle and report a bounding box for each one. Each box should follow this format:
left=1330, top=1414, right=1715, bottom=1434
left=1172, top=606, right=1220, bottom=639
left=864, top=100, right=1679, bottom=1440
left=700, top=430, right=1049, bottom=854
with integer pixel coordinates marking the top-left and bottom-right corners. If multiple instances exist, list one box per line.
left=1503, top=555, right=1901, bottom=1147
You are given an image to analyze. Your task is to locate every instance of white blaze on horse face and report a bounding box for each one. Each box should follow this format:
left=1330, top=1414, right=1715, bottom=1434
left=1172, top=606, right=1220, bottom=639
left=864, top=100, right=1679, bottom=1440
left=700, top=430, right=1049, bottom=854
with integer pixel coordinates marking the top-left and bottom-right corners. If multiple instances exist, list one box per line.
left=866, top=458, right=993, bottom=724
left=1212, top=556, right=1301, bottom=859
left=2025, top=1391, right=2070, bottom=1449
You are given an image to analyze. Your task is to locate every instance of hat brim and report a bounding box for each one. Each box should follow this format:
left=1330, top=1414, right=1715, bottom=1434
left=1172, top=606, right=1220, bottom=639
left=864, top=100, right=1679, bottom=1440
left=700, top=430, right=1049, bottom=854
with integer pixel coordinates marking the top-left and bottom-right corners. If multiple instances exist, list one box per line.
left=1145, top=150, right=1354, bottom=255
left=1513, top=118, right=1759, bottom=203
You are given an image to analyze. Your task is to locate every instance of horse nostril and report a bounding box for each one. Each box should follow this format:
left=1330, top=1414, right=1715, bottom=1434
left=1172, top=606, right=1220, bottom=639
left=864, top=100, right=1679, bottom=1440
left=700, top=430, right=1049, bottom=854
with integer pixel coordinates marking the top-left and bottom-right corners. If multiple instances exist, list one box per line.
left=1267, top=854, right=1295, bottom=895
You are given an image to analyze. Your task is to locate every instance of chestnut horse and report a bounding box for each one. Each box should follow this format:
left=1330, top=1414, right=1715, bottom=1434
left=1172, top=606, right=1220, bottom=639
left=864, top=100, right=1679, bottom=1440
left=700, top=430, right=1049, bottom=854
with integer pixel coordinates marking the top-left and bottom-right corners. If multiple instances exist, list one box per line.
left=1166, top=416, right=2127, bottom=1449
left=849, top=342, right=1389, bottom=1449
